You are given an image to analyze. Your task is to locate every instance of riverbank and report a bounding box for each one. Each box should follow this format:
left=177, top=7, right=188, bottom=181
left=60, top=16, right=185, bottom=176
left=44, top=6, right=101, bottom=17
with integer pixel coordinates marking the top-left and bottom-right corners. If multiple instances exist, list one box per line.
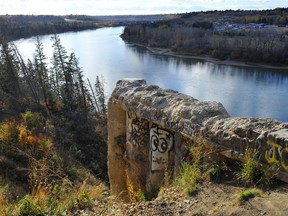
left=148, top=47, right=288, bottom=70
left=130, top=43, right=288, bottom=70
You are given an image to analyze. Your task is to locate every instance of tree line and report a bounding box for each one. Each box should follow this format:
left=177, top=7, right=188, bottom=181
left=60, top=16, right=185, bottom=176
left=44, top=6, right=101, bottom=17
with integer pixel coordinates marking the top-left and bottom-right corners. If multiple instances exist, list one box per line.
left=0, top=14, right=175, bottom=41
left=0, top=21, right=98, bottom=41
left=121, top=10, right=288, bottom=65
left=0, top=35, right=106, bottom=115
left=181, top=8, right=288, bottom=26
left=0, top=15, right=100, bottom=40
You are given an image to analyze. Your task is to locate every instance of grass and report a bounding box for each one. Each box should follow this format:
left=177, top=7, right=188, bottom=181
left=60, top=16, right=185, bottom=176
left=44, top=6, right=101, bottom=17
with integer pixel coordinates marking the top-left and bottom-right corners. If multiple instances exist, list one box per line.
left=237, top=188, right=263, bottom=203
left=125, top=169, right=148, bottom=203
left=173, top=139, right=220, bottom=196
left=174, top=162, right=201, bottom=196
left=235, top=148, right=258, bottom=185
left=15, top=179, right=106, bottom=215
left=235, top=147, right=277, bottom=187
left=0, top=111, right=108, bottom=215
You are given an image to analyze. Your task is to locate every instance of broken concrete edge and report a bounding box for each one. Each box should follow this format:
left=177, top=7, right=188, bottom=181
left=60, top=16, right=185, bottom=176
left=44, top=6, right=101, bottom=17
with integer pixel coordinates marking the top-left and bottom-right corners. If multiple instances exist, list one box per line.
left=108, top=78, right=288, bottom=187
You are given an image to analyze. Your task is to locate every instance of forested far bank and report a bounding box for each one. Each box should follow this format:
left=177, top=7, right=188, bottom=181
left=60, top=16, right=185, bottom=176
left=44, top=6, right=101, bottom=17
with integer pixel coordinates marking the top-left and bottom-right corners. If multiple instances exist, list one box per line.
left=0, top=14, right=175, bottom=41
left=0, top=16, right=99, bottom=41
left=121, top=8, right=288, bottom=65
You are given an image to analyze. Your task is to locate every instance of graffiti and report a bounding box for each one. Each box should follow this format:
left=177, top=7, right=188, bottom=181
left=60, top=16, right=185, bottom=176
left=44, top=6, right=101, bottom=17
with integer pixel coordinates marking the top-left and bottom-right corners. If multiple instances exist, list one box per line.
left=150, top=124, right=174, bottom=171
left=127, top=113, right=149, bottom=148
left=265, top=140, right=288, bottom=170
left=164, top=119, right=201, bottom=137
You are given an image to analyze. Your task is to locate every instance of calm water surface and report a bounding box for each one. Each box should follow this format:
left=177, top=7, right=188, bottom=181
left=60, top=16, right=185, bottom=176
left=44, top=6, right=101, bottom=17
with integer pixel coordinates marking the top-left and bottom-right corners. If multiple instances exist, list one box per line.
left=14, top=27, right=288, bottom=122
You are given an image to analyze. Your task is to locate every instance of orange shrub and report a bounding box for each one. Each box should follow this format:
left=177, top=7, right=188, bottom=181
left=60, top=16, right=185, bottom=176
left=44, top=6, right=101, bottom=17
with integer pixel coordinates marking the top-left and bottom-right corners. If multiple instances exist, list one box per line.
left=18, top=125, right=30, bottom=145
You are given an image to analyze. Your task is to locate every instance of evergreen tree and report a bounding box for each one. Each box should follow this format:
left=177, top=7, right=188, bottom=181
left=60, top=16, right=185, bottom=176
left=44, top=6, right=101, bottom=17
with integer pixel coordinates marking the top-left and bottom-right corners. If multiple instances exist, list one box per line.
left=0, top=39, right=20, bottom=101
left=95, top=76, right=106, bottom=113
left=11, top=41, right=39, bottom=104
left=24, top=58, right=40, bottom=101
left=34, top=36, right=52, bottom=108
left=67, top=52, right=88, bottom=113
left=51, top=34, right=75, bottom=111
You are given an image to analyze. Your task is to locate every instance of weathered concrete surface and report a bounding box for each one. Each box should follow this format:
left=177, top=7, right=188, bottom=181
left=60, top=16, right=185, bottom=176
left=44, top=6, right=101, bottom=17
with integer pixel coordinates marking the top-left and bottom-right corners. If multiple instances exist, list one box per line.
left=108, top=79, right=288, bottom=200
left=111, top=78, right=229, bottom=137
left=107, top=102, right=128, bottom=201
left=207, top=118, right=288, bottom=182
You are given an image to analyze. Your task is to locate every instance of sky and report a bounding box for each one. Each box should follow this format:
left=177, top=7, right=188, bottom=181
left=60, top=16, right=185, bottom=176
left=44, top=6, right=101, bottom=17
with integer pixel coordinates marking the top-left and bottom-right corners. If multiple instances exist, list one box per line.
left=0, top=0, right=287, bottom=16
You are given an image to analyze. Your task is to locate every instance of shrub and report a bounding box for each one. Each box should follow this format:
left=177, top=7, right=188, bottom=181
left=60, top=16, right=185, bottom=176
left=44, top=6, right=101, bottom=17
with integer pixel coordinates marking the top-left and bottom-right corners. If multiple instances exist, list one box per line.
left=237, top=188, right=263, bottom=203
left=18, top=195, right=43, bottom=216
left=173, top=139, right=214, bottom=196
left=235, top=147, right=259, bottom=185
left=21, top=111, right=44, bottom=130
left=0, top=121, right=18, bottom=145
left=174, top=161, right=201, bottom=196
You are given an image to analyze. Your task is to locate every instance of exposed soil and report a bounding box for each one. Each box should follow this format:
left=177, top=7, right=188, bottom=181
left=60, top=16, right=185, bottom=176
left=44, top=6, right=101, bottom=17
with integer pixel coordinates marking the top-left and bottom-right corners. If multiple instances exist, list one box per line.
left=73, top=179, right=288, bottom=216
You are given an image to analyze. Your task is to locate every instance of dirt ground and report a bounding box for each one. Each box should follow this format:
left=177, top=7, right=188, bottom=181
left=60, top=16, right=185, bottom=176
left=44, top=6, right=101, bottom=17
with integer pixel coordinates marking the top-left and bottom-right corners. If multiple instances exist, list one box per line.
left=73, top=178, right=288, bottom=216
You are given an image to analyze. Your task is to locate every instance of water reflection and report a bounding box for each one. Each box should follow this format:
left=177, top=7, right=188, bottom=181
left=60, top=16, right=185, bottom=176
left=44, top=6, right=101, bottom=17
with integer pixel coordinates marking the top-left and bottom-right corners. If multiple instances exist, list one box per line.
left=14, top=27, right=288, bottom=122
left=127, top=43, right=288, bottom=122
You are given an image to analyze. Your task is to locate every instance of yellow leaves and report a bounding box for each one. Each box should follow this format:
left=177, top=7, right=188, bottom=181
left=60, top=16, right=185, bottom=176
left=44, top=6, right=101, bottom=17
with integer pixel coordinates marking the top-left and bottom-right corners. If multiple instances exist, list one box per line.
left=0, top=112, right=53, bottom=152
left=18, top=125, right=42, bottom=147
left=0, top=121, right=18, bottom=143
left=18, top=125, right=30, bottom=145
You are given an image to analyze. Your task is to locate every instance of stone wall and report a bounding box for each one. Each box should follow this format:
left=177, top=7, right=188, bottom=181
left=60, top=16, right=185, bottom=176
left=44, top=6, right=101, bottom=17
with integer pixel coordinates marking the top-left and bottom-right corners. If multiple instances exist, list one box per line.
left=108, top=78, right=288, bottom=201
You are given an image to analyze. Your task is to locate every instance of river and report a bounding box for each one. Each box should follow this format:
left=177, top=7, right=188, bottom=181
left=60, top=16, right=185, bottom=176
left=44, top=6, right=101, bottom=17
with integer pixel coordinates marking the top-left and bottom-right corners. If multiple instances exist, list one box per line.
left=14, top=27, right=288, bottom=122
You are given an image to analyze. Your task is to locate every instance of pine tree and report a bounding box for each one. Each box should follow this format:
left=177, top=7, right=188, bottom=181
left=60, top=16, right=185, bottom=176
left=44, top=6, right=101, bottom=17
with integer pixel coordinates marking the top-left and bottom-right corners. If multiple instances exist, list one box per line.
left=11, top=41, right=39, bottom=104
left=51, top=34, right=75, bottom=111
left=68, top=52, right=87, bottom=113
left=34, top=36, right=51, bottom=107
left=95, top=76, right=106, bottom=113
left=0, top=39, right=20, bottom=101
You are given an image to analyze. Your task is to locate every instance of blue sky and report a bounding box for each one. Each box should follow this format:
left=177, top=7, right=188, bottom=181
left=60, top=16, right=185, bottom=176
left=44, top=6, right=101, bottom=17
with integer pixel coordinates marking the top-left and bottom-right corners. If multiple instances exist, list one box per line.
left=0, top=0, right=287, bottom=15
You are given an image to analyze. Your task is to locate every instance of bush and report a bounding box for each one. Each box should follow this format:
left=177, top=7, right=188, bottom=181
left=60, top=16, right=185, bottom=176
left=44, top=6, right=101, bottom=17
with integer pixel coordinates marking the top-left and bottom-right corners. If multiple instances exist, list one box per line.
left=18, top=195, right=43, bottom=216
left=0, top=121, right=19, bottom=145
left=237, top=188, right=263, bottom=203
left=174, top=162, right=201, bottom=196
left=235, top=148, right=258, bottom=185
left=173, top=139, right=218, bottom=196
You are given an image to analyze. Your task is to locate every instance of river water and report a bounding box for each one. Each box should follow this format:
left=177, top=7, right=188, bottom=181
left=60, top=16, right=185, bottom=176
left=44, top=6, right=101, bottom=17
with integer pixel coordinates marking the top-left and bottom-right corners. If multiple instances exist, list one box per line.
left=14, top=27, right=288, bottom=122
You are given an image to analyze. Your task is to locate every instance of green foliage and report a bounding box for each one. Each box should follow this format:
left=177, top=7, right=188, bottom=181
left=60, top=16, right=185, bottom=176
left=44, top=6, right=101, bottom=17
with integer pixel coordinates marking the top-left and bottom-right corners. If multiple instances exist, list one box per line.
left=235, top=148, right=258, bottom=185
left=173, top=140, right=217, bottom=196
left=14, top=179, right=104, bottom=215
left=18, top=195, right=43, bottom=216
left=174, top=162, right=201, bottom=196
left=256, top=166, right=277, bottom=186
left=0, top=31, right=104, bottom=115
left=0, top=39, right=20, bottom=106
left=95, top=76, right=107, bottom=114
left=237, top=188, right=263, bottom=203
left=21, top=111, right=43, bottom=129
left=0, top=120, right=19, bottom=144
left=0, top=110, right=106, bottom=214
left=235, top=148, right=277, bottom=187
